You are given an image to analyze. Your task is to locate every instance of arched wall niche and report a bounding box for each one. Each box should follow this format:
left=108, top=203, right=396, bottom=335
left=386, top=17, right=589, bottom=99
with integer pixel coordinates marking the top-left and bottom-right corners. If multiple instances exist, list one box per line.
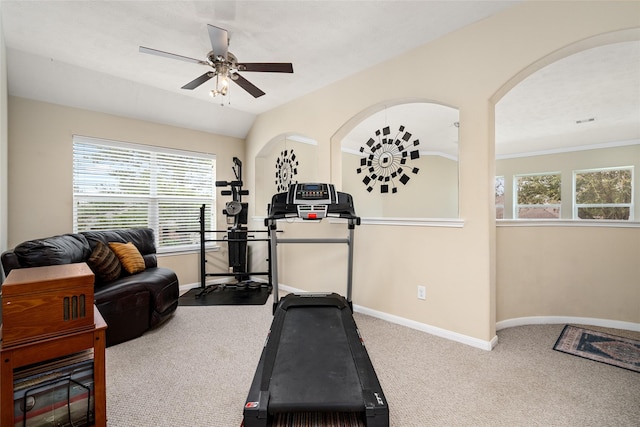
left=493, top=28, right=640, bottom=328
left=331, top=99, right=460, bottom=219
left=492, top=28, right=640, bottom=105
left=492, top=29, right=640, bottom=221
left=254, top=132, right=319, bottom=215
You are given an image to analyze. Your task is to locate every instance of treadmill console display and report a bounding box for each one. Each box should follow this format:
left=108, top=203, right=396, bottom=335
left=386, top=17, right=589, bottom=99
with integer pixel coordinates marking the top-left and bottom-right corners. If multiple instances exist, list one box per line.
left=291, top=183, right=334, bottom=204
left=267, top=183, right=358, bottom=221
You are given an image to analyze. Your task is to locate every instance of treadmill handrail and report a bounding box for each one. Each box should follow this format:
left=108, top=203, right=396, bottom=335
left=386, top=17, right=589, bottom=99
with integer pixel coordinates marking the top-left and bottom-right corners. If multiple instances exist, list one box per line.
left=267, top=215, right=358, bottom=314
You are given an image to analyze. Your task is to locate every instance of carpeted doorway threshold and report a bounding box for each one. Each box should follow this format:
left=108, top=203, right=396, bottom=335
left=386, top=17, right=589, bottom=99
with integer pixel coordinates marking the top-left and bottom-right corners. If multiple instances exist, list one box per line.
left=179, top=283, right=271, bottom=306
left=553, top=325, right=640, bottom=373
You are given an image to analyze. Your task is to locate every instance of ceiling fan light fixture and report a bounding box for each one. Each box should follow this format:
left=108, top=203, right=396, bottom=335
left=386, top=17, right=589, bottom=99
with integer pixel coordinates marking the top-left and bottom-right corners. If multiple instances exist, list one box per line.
left=210, top=71, right=230, bottom=98
left=220, top=74, right=229, bottom=90
left=210, top=86, right=228, bottom=97
left=139, top=24, right=293, bottom=99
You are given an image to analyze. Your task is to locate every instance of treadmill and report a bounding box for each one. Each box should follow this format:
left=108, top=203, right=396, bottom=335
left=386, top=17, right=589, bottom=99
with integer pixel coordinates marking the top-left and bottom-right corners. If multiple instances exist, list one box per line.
left=243, top=183, right=389, bottom=427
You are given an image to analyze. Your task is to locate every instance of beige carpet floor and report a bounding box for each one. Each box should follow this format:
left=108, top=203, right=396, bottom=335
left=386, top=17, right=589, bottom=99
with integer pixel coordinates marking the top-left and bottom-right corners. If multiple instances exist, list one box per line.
left=105, top=301, right=640, bottom=426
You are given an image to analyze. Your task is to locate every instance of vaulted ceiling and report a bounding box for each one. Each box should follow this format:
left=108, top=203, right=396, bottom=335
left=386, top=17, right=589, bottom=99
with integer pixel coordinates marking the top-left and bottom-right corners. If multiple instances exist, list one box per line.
left=2, top=1, right=638, bottom=157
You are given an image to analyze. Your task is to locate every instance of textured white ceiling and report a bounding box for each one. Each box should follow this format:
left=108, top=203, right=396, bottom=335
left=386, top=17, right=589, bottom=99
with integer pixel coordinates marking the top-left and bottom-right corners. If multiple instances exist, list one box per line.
left=0, top=0, right=518, bottom=138
left=1, top=1, right=638, bottom=156
left=496, top=40, right=640, bottom=157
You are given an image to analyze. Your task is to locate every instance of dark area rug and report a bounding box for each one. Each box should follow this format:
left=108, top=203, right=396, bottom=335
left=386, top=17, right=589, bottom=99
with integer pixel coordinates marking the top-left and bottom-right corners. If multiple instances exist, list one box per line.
left=553, top=325, right=640, bottom=373
left=179, top=284, right=271, bottom=306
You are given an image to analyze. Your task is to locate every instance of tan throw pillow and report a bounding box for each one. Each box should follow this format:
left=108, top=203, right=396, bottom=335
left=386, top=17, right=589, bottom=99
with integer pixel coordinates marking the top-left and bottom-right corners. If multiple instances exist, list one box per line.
left=108, top=242, right=146, bottom=274
left=87, top=241, right=122, bottom=283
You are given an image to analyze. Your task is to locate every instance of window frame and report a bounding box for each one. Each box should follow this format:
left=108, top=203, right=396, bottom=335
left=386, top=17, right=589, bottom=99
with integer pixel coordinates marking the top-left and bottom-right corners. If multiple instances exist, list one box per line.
left=72, top=136, right=216, bottom=253
left=573, top=166, right=634, bottom=221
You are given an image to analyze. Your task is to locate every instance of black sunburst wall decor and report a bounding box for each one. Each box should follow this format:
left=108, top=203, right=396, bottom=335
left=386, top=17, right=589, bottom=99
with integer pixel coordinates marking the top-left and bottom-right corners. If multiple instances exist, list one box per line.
left=275, top=149, right=299, bottom=192
left=356, top=125, right=420, bottom=193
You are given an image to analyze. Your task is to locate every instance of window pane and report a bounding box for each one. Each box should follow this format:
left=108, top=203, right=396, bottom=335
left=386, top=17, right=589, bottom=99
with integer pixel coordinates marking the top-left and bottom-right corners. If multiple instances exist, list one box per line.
left=575, top=169, right=632, bottom=204
left=73, top=137, right=216, bottom=250
left=517, top=206, right=561, bottom=219
left=158, top=201, right=214, bottom=247
left=577, top=207, right=630, bottom=220
left=156, top=153, right=215, bottom=197
left=75, top=200, right=149, bottom=230
left=516, top=174, right=561, bottom=205
left=495, top=176, right=505, bottom=204
left=74, top=143, right=151, bottom=195
left=495, top=176, right=504, bottom=219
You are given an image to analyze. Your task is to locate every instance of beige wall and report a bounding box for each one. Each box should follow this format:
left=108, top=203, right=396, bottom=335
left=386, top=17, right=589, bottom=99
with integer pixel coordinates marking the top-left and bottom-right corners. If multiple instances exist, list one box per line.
left=244, top=1, right=640, bottom=345
left=342, top=152, right=458, bottom=218
left=497, top=225, right=640, bottom=324
left=0, top=12, right=7, bottom=256
left=496, top=144, right=640, bottom=325
left=255, top=136, right=319, bottom=213
left=7, top=96, right=245, bottom=286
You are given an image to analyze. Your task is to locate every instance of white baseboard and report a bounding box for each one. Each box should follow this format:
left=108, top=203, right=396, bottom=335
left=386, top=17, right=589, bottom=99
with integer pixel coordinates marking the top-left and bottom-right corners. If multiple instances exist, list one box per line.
left=496, top=316, right=640, bottom=332
left=354, top=304, right=498, bottom=351
left=180, top=282, right=200, bottom=292
left=279, top=285, right=498, bottom=351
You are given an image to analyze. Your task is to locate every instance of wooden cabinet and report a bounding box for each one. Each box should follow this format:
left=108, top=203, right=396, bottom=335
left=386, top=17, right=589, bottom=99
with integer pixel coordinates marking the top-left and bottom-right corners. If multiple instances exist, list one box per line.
left=0, top=306, right=107, bottom=426
left=1, top=264, right=107, bottom=426
left=2, top=263, right=95, bottom=347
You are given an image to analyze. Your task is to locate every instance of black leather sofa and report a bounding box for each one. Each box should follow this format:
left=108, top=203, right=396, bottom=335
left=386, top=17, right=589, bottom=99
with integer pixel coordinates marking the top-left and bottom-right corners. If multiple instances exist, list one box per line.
left=1, top=228, right=179, bottom=347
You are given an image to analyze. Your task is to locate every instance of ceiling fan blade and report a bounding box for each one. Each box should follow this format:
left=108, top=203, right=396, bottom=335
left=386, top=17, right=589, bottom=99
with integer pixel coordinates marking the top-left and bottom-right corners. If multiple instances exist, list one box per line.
left=207, top=24, right=228, bottom=60
left=237, top=63, right=294, bottom=73
left=182, top=72, right=214, bottom=90
left=139, top=46, right=208, bottom=65
left=231, top=73, right=265, bottom=98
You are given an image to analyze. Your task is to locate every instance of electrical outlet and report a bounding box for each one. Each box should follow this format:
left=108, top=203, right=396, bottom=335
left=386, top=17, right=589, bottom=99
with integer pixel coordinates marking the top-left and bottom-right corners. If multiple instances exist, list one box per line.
left=417, top=285, right=426, bottom=300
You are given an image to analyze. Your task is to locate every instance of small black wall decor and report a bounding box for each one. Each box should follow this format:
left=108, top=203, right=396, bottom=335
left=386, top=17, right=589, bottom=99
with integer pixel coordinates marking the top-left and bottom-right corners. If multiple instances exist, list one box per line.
left=356, top=125, right=420, bottom=193
left=275, top=149, right=299, bottom=192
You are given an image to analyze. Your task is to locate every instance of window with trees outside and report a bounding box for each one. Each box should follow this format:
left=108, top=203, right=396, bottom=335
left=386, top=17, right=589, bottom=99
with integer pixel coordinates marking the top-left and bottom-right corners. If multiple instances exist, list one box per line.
left=574, top=167, right=633, bottom=220
left=515, top=173, right=561, bottom=219
left=495, top=176, right=505, bottom=219
left=73, top=136, right=216, bottom=252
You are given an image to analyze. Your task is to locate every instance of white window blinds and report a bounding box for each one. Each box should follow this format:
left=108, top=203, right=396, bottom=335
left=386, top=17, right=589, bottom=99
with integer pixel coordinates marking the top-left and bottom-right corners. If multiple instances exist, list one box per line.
left=73, top=136, right=216, bottom=251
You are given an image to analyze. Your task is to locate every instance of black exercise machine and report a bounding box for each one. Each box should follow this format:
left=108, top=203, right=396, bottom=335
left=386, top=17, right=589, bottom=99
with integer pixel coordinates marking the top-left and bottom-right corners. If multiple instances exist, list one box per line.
left=193, top=157, right=271, bottom=298
left=243, top=183, right=389, bottom=427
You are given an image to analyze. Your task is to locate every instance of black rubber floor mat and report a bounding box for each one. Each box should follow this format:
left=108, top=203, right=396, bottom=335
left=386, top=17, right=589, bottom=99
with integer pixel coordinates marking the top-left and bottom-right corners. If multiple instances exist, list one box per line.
left=179, top=284, right=271, bottom=306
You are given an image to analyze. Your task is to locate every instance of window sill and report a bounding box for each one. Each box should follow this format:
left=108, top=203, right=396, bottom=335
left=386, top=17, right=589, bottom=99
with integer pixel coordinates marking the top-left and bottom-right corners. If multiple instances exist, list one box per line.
left=497, top=219, right=640, bottom=228
left=359, top=217, right=464, bottom=227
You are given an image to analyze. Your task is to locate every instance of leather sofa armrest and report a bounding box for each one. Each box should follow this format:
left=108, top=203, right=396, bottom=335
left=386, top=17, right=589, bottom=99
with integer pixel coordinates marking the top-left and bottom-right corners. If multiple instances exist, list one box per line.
left=143, top=253, right=157, bottom=269
left=1, top=251, right=20, bottom=277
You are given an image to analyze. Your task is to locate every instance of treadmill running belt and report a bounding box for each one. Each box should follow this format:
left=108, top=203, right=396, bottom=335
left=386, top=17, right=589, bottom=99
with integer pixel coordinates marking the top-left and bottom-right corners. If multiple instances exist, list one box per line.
left=268, top=306, right=364, bottom=412
left=273, top=412, right=365, bottom=427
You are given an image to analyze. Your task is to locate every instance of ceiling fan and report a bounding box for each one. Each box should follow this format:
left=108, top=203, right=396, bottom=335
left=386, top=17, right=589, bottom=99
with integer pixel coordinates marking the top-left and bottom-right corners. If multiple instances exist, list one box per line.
left=139, top=24, right=293, bottom=98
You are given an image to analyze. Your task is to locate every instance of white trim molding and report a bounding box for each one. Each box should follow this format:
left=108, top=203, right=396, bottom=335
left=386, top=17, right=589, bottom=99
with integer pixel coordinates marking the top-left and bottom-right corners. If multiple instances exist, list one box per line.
left=354, top=304, right=498, bottom=351
left=496, top=139, right=640, bottom=160
left=361, top=217, right=464, bottom=227
left=253, top=216, right=465, bottom=228
left=497, top=219, right=640, bottom=228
